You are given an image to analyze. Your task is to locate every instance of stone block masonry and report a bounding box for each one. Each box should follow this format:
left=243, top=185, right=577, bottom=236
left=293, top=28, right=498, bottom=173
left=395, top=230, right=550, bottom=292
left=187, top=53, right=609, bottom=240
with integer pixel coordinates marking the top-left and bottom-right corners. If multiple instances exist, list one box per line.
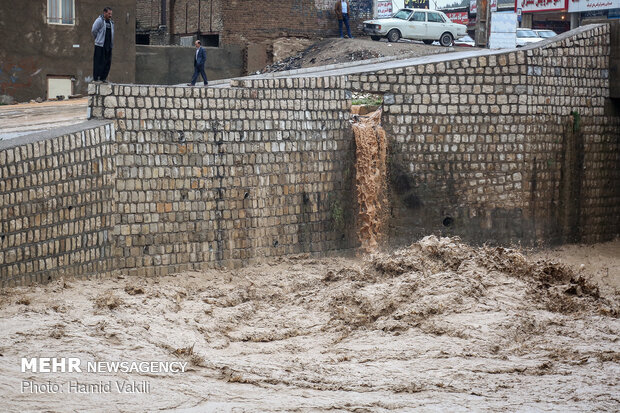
left=2, top=24, right=618, bottom=286
left=0, top=122, right=116, bottom=287
left=1, top=78, right=356, bottom=286
left=88, top=78, right=356, bottom=277
left=348, top=24, right=620, bottom=245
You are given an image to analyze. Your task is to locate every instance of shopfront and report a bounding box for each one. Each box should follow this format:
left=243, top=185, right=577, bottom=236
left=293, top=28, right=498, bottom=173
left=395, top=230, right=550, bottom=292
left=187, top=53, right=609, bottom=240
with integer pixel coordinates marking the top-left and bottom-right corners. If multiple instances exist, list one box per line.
left=568, top=0, right=620, bottom=27
left=517, top=0, right=571, bottom=32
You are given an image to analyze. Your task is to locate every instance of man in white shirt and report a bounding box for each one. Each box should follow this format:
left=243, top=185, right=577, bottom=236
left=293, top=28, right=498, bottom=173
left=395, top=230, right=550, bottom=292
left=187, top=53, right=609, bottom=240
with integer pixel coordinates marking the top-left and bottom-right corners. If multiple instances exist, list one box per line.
left=334, top=0, right=353, bottom=39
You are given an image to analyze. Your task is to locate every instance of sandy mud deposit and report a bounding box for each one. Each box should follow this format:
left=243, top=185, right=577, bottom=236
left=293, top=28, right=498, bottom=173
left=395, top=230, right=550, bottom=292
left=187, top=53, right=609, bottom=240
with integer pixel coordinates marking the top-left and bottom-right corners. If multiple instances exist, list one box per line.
left=1, top=236, right=619, bottom=412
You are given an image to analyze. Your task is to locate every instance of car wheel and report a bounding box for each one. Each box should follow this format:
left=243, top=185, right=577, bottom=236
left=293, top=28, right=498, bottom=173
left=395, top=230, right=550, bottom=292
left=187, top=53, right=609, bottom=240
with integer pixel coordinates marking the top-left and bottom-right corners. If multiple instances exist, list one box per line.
left=387, top=29, right=400, bottom=43
left=371, top=35, right=381, bottom=41
left=439, top=32, right=453, bottom=47
left=423, top=40, right=433, bottom=45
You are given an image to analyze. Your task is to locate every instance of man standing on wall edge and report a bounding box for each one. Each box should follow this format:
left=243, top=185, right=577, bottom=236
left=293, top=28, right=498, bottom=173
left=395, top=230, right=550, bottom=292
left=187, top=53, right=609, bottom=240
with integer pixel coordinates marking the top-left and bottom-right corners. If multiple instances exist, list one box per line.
left=188, top=40, right=208, bottom=86
left=92, top=7, right=114, bottom=83
left=334, top=0, right=354, bottom=39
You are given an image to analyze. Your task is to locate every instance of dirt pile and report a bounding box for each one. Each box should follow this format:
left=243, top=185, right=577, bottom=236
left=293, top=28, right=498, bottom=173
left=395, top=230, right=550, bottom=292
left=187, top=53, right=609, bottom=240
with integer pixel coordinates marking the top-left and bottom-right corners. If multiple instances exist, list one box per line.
left=271, top=37, right=315, bottom=62
left=258, top=38, right=461, bottom=73
left=259, top=40, right=383, bottom=73
left=1, top=237, right=618, bottom=411
left=352, top=108, right=387, bottom=252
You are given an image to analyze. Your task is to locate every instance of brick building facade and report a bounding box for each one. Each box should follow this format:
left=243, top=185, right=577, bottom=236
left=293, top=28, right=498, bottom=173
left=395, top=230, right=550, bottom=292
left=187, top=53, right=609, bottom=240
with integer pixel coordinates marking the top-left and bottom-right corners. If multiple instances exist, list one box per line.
left=136, top=0, right=375, bottom=46
left=0, top=0, right=135, bottom=102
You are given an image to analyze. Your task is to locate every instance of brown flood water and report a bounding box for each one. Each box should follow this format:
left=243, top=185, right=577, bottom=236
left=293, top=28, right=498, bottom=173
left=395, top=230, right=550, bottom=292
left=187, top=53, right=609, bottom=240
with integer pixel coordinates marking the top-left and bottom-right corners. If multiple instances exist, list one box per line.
left=1, top=236, right=618, bottom=412
left=353, top=107, right=387, bottom=252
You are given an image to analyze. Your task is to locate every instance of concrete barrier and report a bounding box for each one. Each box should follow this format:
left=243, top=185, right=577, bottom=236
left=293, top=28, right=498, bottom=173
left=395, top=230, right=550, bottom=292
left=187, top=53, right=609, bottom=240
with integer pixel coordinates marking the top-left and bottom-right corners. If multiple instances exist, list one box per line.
left=135, top=45, right=245, bottom=85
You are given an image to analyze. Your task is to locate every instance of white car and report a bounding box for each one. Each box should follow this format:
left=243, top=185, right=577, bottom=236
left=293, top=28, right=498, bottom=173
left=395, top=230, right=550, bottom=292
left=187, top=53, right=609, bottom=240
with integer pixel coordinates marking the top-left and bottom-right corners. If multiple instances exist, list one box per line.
left=516, top=29, right=544, bottom=47
left=534, top=29, right=557, bottom=39
left=363, top=8, right=467, bottom=47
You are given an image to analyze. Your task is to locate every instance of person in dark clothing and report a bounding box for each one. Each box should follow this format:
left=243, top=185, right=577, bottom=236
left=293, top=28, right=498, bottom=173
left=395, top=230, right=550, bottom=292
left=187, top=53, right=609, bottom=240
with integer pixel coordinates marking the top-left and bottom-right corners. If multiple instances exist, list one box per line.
left=187, top=40, right=208, bottom=86
left=92, top=7, right=114, bottom=82
left=334, top=0, right=353, bottom=39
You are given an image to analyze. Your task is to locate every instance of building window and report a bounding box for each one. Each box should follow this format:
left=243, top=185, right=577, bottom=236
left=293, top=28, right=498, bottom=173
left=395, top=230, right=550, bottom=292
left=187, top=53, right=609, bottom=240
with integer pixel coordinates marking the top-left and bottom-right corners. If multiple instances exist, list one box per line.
left=199, top=34, right=220, bottom=48
left=136, top=33, right=151, bottom=45
left=47, top=0, right=75, bottom=25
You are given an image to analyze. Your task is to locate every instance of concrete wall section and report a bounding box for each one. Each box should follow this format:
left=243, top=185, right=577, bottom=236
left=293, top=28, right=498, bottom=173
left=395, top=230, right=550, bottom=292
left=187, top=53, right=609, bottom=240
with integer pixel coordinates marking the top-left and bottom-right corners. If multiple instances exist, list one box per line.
left=135, top=45, right=244, bottom=85
left=0, top=0, right=135, bottom=103
left=0, top=121, right=116, bottom=287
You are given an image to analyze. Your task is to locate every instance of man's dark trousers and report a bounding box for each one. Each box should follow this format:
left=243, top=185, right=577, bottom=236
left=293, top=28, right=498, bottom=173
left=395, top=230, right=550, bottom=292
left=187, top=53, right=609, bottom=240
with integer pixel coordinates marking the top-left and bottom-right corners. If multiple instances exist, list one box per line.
left=190, top=46, right=208, bottom=85
left=93, top=46, right=112, bottom=81
left=190, top=65, right=208, bottom=85
left=338, top=13, right=352, bottom=38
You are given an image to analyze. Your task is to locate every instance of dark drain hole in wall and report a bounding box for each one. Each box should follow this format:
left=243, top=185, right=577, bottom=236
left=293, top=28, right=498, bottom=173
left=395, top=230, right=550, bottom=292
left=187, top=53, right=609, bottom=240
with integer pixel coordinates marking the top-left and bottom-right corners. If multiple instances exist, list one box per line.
left=443, top=216, right=454, bottom=227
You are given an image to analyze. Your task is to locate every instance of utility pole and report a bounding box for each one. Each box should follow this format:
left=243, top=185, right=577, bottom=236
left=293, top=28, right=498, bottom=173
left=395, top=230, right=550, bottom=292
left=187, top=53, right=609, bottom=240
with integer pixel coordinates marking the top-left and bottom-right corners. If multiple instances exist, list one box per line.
left=475, top=0, right=488, bottom=47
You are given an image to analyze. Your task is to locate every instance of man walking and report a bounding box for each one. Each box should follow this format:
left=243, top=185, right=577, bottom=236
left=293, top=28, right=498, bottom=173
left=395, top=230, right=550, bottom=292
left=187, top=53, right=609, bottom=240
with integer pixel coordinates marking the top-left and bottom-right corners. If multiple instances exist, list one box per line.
left=334, top=0, right=353, bottom=39
left=92, top=7, right=114, bottom=82
left=188, top=40, right=208, bottom=86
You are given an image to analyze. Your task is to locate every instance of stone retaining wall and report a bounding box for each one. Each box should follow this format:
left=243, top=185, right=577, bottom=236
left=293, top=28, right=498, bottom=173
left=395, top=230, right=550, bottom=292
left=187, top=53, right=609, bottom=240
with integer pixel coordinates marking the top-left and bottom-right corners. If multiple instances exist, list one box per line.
left=2, top=24, right=619, bottom=286
left=88, top=80, right=356, bottom=277
left=346, top=24, right=620, bottom=245
left=0, top=122, right=116, bottom=287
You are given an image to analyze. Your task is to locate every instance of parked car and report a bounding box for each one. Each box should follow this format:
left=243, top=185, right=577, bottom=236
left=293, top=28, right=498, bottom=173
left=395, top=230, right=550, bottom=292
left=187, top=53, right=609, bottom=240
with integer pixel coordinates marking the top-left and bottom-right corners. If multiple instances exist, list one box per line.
left=533, top=29, right=558, bottom=38
left=516, top=29, right=544, bottom=47
left=454, top=35, right=475, bottom=47
left=363, top=8, right=467, bottom=47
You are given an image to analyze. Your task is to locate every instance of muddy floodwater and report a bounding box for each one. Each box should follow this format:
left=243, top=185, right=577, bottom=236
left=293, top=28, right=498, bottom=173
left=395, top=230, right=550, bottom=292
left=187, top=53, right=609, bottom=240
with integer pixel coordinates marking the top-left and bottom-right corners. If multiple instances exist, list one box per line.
left=1, top=236, right=619, bottom=412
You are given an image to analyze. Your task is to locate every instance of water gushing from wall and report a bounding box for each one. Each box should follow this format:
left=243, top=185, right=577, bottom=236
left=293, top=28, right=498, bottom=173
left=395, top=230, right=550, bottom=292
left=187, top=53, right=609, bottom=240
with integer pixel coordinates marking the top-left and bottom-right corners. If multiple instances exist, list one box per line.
left=352, top=108, right=387, bottom=253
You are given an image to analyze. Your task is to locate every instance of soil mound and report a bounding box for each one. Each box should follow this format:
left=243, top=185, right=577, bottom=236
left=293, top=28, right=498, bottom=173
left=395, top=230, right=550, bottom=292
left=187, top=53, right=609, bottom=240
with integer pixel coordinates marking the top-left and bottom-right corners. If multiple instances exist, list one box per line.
left=258, top=38, right=459, bottom=73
